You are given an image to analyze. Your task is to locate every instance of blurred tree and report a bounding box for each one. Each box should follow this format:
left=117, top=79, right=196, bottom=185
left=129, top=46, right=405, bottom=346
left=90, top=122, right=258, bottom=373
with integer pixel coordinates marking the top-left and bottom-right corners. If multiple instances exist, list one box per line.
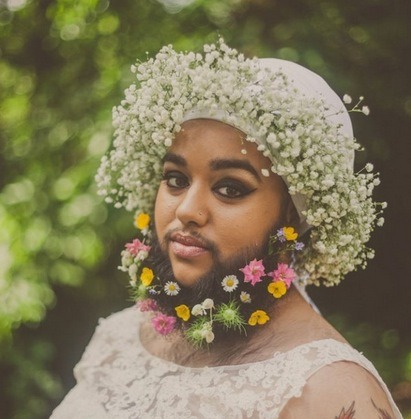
left=0, top=0, right=409, bottom=417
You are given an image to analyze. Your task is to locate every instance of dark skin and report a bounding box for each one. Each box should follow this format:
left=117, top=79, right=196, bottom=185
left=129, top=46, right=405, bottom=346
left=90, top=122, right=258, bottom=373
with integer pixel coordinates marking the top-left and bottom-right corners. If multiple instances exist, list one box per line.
left=147, top=119, right=398, bottom=418
left=280, top=362, right=397, bottom=418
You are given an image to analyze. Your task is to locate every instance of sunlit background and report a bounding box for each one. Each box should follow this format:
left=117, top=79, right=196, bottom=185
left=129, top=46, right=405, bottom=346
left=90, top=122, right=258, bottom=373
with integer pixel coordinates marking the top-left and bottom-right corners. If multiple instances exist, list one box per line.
left=0, top=0, right=410, bottom=417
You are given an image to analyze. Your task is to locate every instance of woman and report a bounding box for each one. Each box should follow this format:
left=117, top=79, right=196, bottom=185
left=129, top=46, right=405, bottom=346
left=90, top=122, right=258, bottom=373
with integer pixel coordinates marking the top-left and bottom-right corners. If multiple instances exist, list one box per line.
left=51, top=39, right=402, bottom=418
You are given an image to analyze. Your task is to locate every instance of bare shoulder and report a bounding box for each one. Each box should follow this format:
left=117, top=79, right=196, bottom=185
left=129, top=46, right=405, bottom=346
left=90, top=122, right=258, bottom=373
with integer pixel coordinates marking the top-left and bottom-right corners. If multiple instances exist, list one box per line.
left=281, top=361, right=397, bottom=418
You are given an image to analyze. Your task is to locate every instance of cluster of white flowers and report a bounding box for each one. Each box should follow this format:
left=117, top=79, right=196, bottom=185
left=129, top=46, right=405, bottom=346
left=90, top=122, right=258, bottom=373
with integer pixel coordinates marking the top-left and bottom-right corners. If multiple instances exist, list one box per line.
left=96, top=39, right=385, bottom=287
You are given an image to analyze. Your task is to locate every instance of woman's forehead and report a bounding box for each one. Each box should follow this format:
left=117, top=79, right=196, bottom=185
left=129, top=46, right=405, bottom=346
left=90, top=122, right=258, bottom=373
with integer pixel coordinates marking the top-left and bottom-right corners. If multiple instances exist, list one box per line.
left=171, top=119, right=271, bottom=169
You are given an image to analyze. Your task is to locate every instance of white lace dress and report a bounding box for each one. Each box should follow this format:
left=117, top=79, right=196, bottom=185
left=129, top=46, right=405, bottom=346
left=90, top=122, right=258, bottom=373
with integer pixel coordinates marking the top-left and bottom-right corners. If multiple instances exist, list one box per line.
left=50, top=307, right=402, bottom=418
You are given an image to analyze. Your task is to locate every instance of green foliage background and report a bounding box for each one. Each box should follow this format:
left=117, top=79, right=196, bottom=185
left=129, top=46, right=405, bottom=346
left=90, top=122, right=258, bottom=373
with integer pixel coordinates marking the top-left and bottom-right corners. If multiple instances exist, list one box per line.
left=0, top=0, right=410, bottom=417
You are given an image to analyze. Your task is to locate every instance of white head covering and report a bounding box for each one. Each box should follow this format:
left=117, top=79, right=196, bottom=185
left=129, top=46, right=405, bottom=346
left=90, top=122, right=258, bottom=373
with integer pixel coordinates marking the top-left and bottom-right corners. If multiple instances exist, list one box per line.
left=183, top=58, right=354, bottom=233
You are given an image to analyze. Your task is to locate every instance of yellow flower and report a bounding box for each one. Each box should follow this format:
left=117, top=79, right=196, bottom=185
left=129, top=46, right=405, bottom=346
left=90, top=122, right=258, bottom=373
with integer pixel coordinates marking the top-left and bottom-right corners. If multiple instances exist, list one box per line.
left=267, top=281, right=287, bottom=299
left=140, top=267, right=154, bottom=286
left=135, top=213, right=150, bottom=230
left=175, top=304, right=191, bottom=321
left=248, top=310, right=270, bottom=326
left=283, top=226, right=298, bottom=241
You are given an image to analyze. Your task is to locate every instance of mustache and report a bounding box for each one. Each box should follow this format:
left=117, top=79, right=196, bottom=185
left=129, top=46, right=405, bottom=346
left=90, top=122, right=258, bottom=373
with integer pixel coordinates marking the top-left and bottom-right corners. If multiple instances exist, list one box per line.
left=163, top=228, right=219, bottom=256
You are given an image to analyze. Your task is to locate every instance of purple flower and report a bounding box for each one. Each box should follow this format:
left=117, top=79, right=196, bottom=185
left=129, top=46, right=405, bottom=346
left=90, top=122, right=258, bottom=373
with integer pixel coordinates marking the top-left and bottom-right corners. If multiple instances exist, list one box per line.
left=295, top=242, right=305, bottom=251
left=276, top=229, right=286, bottom=243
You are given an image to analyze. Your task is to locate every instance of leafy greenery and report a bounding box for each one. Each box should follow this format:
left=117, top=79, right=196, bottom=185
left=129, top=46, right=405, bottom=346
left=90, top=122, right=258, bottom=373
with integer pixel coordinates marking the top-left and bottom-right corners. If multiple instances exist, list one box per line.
left=0, top=0, right=410, bottom=417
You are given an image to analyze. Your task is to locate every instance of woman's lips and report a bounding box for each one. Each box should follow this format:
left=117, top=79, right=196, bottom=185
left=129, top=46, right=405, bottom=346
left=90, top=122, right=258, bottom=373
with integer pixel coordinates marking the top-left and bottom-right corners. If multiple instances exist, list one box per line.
left=169, top=234, right=209, bottom=258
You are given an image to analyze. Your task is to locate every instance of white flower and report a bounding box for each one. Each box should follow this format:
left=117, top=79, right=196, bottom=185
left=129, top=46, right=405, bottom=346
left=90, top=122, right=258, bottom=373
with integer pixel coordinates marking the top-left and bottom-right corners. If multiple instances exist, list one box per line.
left=164, top=281, right=180, bottom=296
left=221, top=275, right=239, bottom=292
left=376, top=217, right=385, bottom=227
left=240, top=291, right=251, bottom=303
left=191, top=304, right=205, bottom=316
left=202, top=298, right=214, bottom=310
left=343, top=94, right=352, bottom=104
left=201, top=322, right=215, bottom=343
left=361, top=106, right=370, bottom=116
left=365, top=163, right=374, bottom=172
left=99, top=39, right=385, bottom=288
left=261, top=168, right=270, bottom=177
left=128, top=264, right=137, bottom=281
left=202, top=329, right=215, bottom=344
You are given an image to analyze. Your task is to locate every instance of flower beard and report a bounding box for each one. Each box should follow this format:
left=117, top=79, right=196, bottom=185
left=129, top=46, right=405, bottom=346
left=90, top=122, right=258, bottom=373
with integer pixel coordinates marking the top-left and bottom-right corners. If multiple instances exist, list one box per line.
left=145, top=228, right=282, bottom=347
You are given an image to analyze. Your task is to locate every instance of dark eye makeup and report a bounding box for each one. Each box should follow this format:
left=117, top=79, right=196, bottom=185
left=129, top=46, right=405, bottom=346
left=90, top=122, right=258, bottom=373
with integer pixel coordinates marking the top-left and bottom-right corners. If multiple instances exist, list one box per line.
left=162, top=170, right=256, bottom=200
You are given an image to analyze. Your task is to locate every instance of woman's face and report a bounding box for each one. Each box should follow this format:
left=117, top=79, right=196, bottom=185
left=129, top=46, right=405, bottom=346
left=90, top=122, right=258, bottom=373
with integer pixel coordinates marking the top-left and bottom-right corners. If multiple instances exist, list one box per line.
left=154, top=119, right=288, bottom=287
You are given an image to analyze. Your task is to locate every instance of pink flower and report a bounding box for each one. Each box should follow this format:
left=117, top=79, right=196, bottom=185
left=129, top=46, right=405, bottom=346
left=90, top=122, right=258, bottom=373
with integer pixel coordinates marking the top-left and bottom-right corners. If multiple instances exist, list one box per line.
left=151, top=313, right=176, bottom=335
left=240, top=259, right=266, bottom=286
left=125, top=239, right=151, bottom=256
left=267, top=263, right=296, bottom=288
left=137, top=298, right=158, bottom=312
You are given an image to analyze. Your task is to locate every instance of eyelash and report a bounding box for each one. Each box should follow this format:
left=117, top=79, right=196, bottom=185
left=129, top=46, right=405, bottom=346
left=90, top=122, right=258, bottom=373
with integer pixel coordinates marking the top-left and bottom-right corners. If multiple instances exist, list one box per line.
left=161, top=171, right=254, bottom=199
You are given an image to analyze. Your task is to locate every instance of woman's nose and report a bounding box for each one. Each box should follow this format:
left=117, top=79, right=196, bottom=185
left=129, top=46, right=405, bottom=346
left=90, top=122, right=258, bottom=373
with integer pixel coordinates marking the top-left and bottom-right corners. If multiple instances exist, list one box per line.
left=175, top=184, right=209, bottom=227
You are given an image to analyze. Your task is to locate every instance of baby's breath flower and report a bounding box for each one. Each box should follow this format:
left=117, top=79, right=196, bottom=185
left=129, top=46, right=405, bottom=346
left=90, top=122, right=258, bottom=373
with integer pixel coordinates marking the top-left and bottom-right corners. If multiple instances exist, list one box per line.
left=99, top=39, right=385, bottom=288
left=362, top=106, right=370, bottom=116
left=343, top=94, right=352, bottom=104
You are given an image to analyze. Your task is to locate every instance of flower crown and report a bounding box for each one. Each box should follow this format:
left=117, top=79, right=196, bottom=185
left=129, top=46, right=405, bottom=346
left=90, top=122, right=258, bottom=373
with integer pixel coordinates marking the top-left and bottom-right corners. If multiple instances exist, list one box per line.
left=97, top=38, right=385, bottom=286
left=120, top=214, right=305, bottom=346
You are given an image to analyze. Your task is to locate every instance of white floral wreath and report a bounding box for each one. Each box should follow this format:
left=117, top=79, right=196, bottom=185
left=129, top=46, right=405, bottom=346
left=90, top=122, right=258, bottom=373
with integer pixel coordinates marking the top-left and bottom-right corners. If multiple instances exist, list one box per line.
left=96, top=38, right=385, bottom=286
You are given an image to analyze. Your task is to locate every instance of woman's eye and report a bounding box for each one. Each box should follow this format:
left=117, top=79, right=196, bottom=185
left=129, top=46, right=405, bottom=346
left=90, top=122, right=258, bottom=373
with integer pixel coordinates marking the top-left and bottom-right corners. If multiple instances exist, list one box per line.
left=163, top=172, right=188, bottom=189
left=215, top=181, right=253, bottom=199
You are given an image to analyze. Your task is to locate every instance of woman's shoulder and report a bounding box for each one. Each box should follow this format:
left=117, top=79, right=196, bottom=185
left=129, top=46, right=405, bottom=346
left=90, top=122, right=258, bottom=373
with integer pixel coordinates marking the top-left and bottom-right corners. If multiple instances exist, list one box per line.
left=74, top=306, right=143, bottom=376
left=98, top=304, right=140, bottom=326
left=279, top=343, right=401, bottom=418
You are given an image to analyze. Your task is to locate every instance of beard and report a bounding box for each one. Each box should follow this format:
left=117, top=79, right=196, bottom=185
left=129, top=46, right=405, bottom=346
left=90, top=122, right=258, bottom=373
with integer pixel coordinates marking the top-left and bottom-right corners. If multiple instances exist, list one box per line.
left=145, top=225, right=283, bottom=346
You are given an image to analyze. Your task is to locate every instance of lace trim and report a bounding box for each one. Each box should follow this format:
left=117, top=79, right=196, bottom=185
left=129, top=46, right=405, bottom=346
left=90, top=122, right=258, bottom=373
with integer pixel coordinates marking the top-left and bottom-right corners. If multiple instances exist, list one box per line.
left=58, top=307, right=401, bottom=419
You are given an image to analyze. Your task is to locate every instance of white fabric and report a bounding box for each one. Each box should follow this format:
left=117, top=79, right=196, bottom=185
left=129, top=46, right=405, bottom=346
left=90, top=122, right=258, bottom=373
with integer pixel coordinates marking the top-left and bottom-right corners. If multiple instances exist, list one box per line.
left=183, top=58, right=354, bottom=234
left=51, top=307, right=402, bottom=419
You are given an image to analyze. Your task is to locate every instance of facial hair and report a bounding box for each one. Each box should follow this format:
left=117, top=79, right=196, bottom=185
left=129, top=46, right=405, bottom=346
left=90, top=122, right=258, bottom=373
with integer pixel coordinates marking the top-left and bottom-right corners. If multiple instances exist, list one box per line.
left=145, top=226, right=282, bottom=345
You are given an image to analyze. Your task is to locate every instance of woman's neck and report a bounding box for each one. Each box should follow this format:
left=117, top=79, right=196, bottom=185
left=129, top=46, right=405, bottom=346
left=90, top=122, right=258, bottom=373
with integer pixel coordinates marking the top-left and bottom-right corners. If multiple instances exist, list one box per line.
left=139, top=287, right=344, bottom=368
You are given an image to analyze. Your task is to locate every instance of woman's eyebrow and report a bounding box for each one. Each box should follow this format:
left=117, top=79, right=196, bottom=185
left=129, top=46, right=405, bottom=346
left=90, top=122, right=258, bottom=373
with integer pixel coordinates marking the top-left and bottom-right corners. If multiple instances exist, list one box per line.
left=162, top=152, right=186, bottom=166
left=210, top=158, right=262, bottom=182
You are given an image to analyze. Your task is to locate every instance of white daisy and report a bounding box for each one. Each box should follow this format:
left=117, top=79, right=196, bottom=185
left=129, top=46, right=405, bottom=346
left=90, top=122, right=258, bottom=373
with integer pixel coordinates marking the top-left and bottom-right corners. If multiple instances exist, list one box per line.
left=221, top=275, right=239, bottom=292
left=164, top=281, right=180, bottom=296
